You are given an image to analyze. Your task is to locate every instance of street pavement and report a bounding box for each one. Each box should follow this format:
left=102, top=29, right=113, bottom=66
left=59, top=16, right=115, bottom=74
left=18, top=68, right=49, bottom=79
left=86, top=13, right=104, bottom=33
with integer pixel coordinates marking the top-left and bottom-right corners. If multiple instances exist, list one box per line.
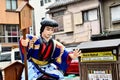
left=65, top=76, right=80, bottom=80
left=64, top=75, right=80, bottom=80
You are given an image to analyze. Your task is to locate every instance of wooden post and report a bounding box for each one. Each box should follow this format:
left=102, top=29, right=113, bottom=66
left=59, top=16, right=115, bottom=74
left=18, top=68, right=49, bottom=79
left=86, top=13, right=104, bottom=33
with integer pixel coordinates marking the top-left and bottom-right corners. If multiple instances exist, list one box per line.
left=16, top=2, right=34, bottom=80
left=22, top=29, right=28, bottom=80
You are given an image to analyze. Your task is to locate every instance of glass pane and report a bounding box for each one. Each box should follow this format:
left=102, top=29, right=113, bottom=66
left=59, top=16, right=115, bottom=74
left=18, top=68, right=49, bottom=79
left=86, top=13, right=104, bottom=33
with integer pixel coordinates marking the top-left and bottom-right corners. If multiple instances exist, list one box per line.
left=48, top=0, right=51, bottom=2
left=0, top=37, right=5, bottom=43
left=6, top=0, right=11, bottom=10
left=11, top=26, right=17, bottom=36
left=4, top=25, right=20, bottom=43
left=45, top=0, right=47, bottom=3
left=12, top=26, right=16, bottom=31
left=84, top=12, right=88, bottom=22
left=12, top=0, right=17, bottom=10
left=12, top=37, right=17, bottom=42
left=40, top=0, right=44, bottom=6
left=0, top=53, right=11, bottom=61
left=18, top=30, right=20, bottom=36
left=6, top=26, right=11, bottom=36
left=8, top=37, right=12, bottom=42
left=11, top=31, right=17, bottom=36
left=6, top=25, right=11, bottom=31
left=8, top=37, right=19, bottom=42
left=53, top=17, right=64, bottom=32
left=0, top=25, right=4, bottom=36
left=88, top=9, right=97, bottom=21
left=15, top=52, right=21, bottom=60
left=111, top=5, right=120, bottom=21
left=2, top=47, right=11, bottom=52
left=53, top=11, right=64, bottom=17
left=56, top=0, right=60, bottom=1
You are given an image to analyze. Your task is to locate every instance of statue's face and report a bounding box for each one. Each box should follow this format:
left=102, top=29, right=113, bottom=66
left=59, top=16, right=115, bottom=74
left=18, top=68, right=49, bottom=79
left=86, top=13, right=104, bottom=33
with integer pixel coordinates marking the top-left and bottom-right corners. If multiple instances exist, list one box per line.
left=42, top=26, right=54, bottom=39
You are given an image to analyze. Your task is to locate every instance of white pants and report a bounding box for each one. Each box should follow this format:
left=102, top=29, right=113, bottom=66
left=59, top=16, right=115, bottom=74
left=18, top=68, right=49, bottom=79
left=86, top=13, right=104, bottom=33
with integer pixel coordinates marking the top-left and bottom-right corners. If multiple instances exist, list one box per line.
left=21, top=60, right=64, bottom=80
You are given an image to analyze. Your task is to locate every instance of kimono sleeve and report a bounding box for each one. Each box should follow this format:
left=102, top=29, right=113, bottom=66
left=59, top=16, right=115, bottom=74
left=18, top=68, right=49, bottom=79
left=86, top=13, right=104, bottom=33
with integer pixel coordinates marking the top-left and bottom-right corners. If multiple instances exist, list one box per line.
left=19, top=34, right=35, bottom=62
left=53, top=40, right=73, bottom=72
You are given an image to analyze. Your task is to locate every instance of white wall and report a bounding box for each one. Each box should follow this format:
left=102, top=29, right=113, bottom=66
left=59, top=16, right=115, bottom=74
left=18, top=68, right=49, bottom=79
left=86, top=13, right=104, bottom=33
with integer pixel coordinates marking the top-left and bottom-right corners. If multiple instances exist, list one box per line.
left=29, top=0, right=56, bottom=36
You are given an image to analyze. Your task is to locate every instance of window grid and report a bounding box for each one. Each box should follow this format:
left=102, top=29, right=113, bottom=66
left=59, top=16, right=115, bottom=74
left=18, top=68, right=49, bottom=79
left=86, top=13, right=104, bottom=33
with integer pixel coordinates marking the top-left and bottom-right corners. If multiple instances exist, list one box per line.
left=40, top=0, right=51, bottom=6
left=0, top=25, right=20, bottom=43
left=6, top=0, right=17, bottom=11
left=83, top=9, right=98, bottom=22
left=111, top=5, right=120, bottom=22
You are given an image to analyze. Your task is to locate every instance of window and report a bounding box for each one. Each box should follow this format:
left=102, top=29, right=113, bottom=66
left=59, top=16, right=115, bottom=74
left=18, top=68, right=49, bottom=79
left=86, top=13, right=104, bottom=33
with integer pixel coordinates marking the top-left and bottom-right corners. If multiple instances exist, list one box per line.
left=52, top=11, right=64, bottom=17
left=15, top=52, right=21, bottom=60
left=52, top=11, right=65, bottom=32
left=48, top=0, right=51, bottom=2
left=53, top=16, right=64, bottom=32
left=56, top=0, right=60, bottom=1
left=2, top=47, right=11, bottom=52
left=0, top=25, right=20, bottom=43
left=40, top=0, right=51, bottom=6
left=83, top=9, right=98, bottom=22
left=111, top=5, right=120, bottom=22
left=0, top=53, right=11, bottom=62
left=40, top=0, right=44, bottom=6
left=6, top=0, right=17, bottom=11
left=45, top=0, right=51, bottom=3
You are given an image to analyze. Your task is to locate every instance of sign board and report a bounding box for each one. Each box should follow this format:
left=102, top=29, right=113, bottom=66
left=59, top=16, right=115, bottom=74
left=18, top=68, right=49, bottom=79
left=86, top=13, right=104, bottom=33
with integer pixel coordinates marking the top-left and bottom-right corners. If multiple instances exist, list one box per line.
left=88, top=70, right=112, bottom=80
left=20, top=5, right=32, bottom=30
left=88, top=74, right=112, bottom=80
left=80, top=51, right=117, bottom=62
left=16, top=2, right=33, bottom=30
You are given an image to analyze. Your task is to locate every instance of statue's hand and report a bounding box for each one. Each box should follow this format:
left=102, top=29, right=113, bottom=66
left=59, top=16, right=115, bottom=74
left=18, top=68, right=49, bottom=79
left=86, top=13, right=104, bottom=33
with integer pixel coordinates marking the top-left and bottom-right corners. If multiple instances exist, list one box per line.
left=21, top=38, right=29, bottom=47
left=69, top=49, right=81, bottom=59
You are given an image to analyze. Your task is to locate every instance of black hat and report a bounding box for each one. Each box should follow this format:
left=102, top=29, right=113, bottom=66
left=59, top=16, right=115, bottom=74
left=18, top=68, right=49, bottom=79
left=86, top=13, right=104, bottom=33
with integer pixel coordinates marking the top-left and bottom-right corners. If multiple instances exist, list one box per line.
left=40, top=18, right=58, bottom=34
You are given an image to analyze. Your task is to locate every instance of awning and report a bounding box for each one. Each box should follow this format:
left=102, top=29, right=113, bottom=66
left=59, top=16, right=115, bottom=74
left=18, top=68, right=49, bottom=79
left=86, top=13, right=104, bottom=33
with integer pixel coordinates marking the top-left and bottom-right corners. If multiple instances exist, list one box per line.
left=77, top=39, right=120, bottom=49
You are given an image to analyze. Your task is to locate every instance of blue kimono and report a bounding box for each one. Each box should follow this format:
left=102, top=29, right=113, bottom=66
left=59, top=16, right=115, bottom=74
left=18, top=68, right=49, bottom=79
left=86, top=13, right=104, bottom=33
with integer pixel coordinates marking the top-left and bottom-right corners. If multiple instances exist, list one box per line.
left=19, top=34, right=72, bottom=80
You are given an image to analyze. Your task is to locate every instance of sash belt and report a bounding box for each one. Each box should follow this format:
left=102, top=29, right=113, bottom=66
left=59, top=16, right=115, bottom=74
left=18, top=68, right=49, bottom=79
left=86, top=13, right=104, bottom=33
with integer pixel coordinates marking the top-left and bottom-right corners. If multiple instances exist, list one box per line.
left=31, top=58, right=48, bottom=66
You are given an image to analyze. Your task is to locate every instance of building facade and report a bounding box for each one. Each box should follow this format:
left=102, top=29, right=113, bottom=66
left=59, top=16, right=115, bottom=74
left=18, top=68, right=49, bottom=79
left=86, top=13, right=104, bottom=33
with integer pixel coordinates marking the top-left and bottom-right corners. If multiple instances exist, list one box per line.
left=91, top=0, right=120, bottom=40
left=47, top=0, right=100, bottom=46
left=47, top=1, right=120, bottom=79
left=0, top=0, right=33, bottom=52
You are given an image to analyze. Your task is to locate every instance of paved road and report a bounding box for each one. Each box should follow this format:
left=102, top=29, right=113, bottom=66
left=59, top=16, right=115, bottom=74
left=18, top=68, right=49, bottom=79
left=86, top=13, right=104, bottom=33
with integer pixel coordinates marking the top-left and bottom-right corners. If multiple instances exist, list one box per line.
left=64, top=75, right=80, bottom=80
left=65, top=77, right=80, bottom=80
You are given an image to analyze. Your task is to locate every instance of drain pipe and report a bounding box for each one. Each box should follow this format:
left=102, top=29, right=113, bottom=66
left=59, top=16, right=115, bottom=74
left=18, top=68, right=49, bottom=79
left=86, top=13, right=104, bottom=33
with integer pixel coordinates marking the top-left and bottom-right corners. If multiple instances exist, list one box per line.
left=99, top=0, right=104, bottom=34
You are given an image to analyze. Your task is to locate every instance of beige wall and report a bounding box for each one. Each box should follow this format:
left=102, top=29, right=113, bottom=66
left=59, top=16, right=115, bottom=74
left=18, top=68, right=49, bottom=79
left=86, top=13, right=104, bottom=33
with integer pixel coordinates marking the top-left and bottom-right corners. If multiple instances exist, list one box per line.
left=67, top=0, right=99, bottom=13
left=0, top=0, right=24, bottom=24
left=55, top=33, right=74, bottom=44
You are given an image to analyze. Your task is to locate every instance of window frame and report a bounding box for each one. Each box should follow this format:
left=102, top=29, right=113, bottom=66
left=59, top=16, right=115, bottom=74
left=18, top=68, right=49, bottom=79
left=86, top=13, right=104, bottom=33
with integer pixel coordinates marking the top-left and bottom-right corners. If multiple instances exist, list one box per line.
left=52, top=11, right=65, bottom=32
left=0, top=24, right=20, bottom=43
left=0, top=53, right=11, bottom=62
left=40, top=0, right=44, bottom=6
left=6, top=0, right=17, bottom=11
left=83, top=8, right=98, bottom=22
left=52, top=11, right=64, bottom=17
left=40, top=0, right=51, bottom=6
left=110, top=4, right=120, bottom=24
